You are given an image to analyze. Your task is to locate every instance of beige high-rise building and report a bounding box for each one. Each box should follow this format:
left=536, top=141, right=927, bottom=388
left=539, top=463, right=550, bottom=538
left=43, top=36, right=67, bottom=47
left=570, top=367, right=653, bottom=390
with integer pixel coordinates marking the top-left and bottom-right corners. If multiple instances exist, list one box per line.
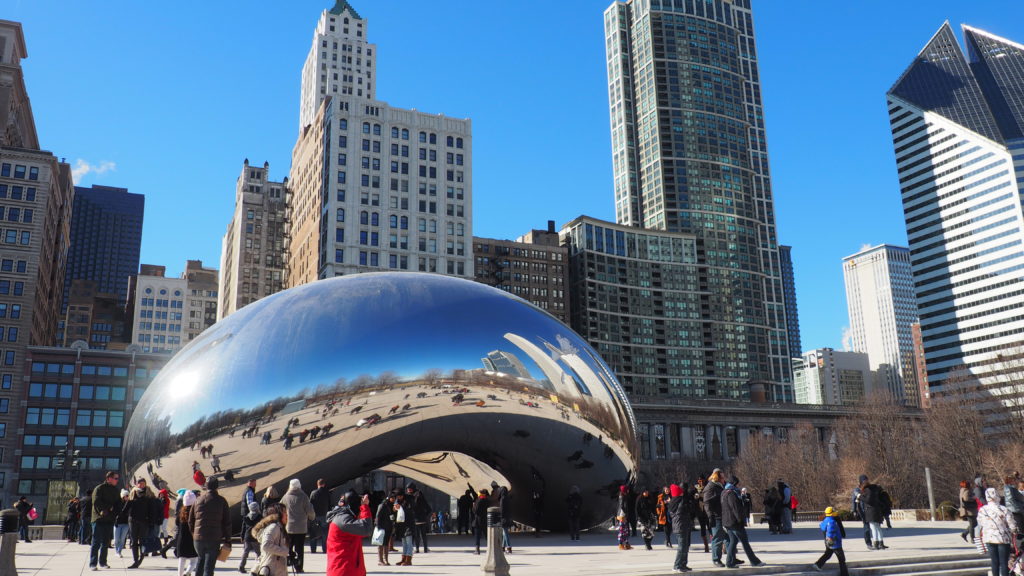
left=288, top=2, right=473, bottom=285
left=219, top=160, right=287, bottom=319
left=0, top=20, right=75, bottom=504
left=183, top=260, right=218, bottom=341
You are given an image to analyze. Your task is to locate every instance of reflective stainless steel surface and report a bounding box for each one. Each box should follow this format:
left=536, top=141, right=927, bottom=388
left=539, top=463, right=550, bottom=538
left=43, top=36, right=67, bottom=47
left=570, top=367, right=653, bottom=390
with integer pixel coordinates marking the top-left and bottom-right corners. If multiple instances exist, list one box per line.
left=124, top=272, right=637, bottom=529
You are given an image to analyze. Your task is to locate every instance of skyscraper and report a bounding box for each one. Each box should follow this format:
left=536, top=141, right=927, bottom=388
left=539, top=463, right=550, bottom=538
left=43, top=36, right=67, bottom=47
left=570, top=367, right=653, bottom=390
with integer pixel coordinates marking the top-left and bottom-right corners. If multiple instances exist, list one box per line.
left=842, top=244, right=920, bottom=406
left=288, top=1, right=472, bottom=284
left=62, top=185, right=143, bottom=309
left=779, top=245, right=801, bottom=359
left=604, top=0, right=790, bottom=397
left=218, top=160, right=287, bottom=319
left=887, top=24, right=1024, bottom=406
left=0, top=19, right=75, bottom=505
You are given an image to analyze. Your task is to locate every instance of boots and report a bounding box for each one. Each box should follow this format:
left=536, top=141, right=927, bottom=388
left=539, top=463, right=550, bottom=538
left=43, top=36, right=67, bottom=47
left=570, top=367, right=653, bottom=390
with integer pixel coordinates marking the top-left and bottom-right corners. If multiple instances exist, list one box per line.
left=875, top=541, right=888, bottom=550
left=401, top=554, right=412, bottom=565
left=703, top=534, right=709, bottom=553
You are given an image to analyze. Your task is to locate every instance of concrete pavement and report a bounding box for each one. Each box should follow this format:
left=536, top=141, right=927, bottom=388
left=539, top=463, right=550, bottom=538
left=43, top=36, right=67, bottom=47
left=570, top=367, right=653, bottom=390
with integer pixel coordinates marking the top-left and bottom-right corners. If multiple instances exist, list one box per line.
left=10, top=520, right=982, bottom=576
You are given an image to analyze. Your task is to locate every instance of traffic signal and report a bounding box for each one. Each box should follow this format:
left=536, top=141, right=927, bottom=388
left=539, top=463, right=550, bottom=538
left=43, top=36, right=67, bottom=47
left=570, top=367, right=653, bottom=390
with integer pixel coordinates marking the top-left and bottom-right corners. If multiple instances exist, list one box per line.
left=55, top=449, right=65, bottom=468
left=71, top=450, right=81, bottom=469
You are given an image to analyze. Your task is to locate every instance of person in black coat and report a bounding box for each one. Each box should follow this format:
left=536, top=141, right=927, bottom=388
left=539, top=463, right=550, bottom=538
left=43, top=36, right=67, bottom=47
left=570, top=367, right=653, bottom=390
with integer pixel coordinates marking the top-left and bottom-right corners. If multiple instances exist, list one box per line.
left=636, top=488, right=657, bottom=550
left=175, top=490, right=199, bottom=576
left=375, top=492, right=396, bottom=566
left=857, top=475, right=888, bottom=550
left=14, top=496, right=33, bottom=543
left=472, top=489, right=491, bottom=554
left=126, top=479, right=157, bottom=569
left=457, top=488, right=475, bottom=535
left=566, top=486, right=583, bottom=541
left=668, top=484, right=695, bottom=572
left=721, top=476, right=765, bottom=568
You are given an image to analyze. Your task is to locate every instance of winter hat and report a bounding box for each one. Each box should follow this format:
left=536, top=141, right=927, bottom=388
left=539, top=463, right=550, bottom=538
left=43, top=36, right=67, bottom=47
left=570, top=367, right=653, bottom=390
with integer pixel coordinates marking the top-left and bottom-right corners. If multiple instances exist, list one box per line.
left=249, top=502, right=261, bottom=514
left=858, top=474, right=869, bottom=484
left=670, top=484, right=683, bottom=498
left=289, top=478, right=302, bottom=491
left=729, top=475, right=740, bottom=486
left=986, top=487, right=999, bottom=501
left=183, top=490, right=197, bottom=507
left=206, top=477, right=219, bottom=490
left=825, top=507, right=835, bottom=516
left=177, top=488, right=187, bottom=499
left=490, top=481, right=499, bottom=490
left=344, top=490, right=360, bottom=511
left=120, top=489, right=130, bottom=498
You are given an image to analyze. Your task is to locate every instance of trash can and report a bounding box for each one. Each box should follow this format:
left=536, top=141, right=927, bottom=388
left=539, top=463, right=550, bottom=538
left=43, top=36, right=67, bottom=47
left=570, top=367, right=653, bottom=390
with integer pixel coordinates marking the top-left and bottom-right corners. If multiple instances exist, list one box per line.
left=0, top=508, right=19, bottom=575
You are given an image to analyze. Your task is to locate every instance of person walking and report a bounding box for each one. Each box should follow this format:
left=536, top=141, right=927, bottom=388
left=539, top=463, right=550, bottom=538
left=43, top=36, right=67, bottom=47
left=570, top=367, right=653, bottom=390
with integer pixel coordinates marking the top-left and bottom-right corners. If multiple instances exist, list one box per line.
left=252, top=504, right=290, bottom=576
left=721, top=476, right=765, bottom=568
left=857, top=475, right=888, bottom=550
left=175, top=490, right=199, bottom=576
left=407, top=483, right=432, bottom=554
left=812, top=507, right=848, bottom=576
left=309, top=478, right=332, bottom=554
left=656, top=485, right=673, bottom=548
left=704, top=469, right=728, bottom=567
left=325, top=491, right=373, bottom=576
left=764, top=485, right=782, bottom=535
left=778, top=479, right=793, bottom=534
left=667, top=484, right=695, bottom=573
left=566, top=486, right=583, bottom=541
left=89, top=471, right=121, bottom=570
left=959, top=479, right=980, bottom=542
left=14, top=496, right=33, bottom=543
left=636, top=488, right=657, bottom=550
left=126, top=477, right=157, bottom=569
left=979, top=487, right=1018, bottom=576
left=495, top=483, right=513, bottom=553
left=281, top=478, right=315, bottom=573
left=79, top=493, right=93, bottom=545
left=1004, top=477, right=1024, bottom=539
left=188, top=476, right=232, bottom=576
left=113, top=489, right=131, bottom=559
left=239, top=501, right=263, bottom=574
left=374, top=492, right=396, bottom=565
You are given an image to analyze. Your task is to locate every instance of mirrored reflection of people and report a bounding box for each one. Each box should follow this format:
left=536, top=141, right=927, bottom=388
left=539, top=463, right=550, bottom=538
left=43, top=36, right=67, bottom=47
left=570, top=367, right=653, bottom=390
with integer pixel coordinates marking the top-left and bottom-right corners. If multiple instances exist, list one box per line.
left=281, top=478, right=315, bottom=573
left=813, top=507, right=848, bottom=576
left=252, top=504, right=289, bottom=576
left=325, top=490, right=373, bottom=576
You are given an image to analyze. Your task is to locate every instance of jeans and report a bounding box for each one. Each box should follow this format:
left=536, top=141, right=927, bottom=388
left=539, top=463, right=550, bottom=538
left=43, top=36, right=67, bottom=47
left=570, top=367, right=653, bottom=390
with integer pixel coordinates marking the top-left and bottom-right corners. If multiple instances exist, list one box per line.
left=664, top=520, right=673, bottom=545
left=80, top=519, right=93, bottom=544
left=869, top=521, right=884, bottom=543
left=501, top=526, right=511, bottom=550
left=308, top=515, right=326, bottom=553
left=18, top=522, right=28, bottom=542
left=963, top=516, right=978, bottom=540
left=861, top=518, right=871, bottom=545
left=402, top=532, right=414, bottom=556
left=194, top=540, right=220, bottom=576
left=673, top=525, right=691, bottom=570
left=815, top=546, right=849, bottom=576
left=414, top=523, right=430, bottom=551
left=781, top=508, right=793, bottom=533
left=990, top=542, right=1011, bottom=576
left=114, top=523, right=130, bottom=555
left=709, top=516, right=727, bottom=563
left=90, top=522, right=114, bottom=567
left=725, top=526, right=760, bottom=566
left=240, top=539, right=261, bottom=569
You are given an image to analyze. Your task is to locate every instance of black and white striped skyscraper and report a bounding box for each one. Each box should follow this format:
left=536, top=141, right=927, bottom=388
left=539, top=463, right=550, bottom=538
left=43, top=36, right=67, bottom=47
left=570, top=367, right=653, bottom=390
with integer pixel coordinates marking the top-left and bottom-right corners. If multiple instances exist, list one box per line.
left=887, top=23, right=1024, bottom=406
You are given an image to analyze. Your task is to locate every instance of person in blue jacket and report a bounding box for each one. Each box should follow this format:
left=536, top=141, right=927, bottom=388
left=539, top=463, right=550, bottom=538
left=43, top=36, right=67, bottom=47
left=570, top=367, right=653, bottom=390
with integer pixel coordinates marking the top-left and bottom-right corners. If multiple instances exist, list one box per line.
left=813, top=507, right=848, bottom=576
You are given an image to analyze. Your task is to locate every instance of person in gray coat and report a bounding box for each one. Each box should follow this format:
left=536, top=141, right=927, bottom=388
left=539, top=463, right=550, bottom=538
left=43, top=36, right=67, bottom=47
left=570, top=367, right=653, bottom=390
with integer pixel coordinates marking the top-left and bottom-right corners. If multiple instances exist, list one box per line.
left=280, top=479, right=315, bottom=573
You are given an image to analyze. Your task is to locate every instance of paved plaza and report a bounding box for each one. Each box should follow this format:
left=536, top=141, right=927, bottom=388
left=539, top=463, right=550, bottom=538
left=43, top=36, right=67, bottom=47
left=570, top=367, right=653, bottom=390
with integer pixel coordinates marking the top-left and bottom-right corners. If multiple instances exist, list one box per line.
left=11, top=520, right=982, bottom=576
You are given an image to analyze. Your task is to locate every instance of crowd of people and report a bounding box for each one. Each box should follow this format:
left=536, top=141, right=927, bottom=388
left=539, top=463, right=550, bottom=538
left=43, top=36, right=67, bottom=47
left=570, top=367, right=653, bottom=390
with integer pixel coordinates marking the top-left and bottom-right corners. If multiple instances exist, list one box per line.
left=958, top=474, right=1024, bottom=576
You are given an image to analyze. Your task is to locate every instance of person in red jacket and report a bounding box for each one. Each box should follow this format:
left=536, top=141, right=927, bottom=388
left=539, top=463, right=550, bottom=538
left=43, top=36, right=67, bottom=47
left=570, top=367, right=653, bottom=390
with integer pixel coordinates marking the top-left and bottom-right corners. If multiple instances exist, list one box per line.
left=326, top=490, right=373, bottom=576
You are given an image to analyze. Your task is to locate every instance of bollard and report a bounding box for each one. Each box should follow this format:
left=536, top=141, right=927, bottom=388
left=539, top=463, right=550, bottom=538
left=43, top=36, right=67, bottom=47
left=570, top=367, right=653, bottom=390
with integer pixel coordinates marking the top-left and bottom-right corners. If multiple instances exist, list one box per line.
left=482, top=506, right=510, bottom=576
left=0, top=508, right=19, bottom=575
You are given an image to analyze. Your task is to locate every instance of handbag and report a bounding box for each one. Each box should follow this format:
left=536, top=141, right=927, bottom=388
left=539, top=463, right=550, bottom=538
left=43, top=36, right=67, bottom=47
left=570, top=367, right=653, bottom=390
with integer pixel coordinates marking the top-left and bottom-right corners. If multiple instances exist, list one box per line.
left=396, top=506, right=406, bottom=523
left=217, top=542, right=232, bottom=562
left=824, top=536, right=836, bottom=549
left=371, top=526, right=386, bottom=546
left=26, top=507, right=38, bottom=521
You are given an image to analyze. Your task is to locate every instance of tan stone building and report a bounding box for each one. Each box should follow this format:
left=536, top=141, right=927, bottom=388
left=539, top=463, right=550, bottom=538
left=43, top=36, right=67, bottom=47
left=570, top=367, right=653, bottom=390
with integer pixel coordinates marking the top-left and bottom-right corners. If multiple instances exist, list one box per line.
left=218, top=160, right=287, bottom=320
left=0, top=19, right=75, bottom=503
left=183, top=260, right=218, bottom=341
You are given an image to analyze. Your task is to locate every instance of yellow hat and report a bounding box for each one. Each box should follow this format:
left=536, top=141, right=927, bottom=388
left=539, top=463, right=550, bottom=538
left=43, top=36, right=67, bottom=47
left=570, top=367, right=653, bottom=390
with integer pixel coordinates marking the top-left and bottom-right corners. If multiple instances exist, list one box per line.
left=824, top=507, right=835, bottom=516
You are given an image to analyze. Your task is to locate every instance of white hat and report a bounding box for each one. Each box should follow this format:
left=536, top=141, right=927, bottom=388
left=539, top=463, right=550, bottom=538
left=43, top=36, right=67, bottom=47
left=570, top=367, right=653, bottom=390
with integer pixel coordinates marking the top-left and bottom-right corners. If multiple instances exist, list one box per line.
left=183, top=490, right=197, bottom=507
left=120, top=489, right=130, bottom=498
left=289, top=478, right=302, bottom=491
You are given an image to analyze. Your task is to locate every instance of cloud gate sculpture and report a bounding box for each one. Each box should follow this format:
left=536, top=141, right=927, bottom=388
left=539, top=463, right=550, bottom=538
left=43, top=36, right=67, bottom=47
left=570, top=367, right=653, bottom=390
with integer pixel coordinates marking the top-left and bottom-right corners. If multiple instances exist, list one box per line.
left=124, top=272, right=637, bottom=529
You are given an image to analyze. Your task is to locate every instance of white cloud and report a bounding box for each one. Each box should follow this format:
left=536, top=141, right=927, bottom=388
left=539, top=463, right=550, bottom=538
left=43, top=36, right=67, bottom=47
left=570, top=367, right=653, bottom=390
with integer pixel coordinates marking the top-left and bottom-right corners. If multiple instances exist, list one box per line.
left=841, top=325, right=853, bottom=352
left=71, top=159, right=117, bottom=182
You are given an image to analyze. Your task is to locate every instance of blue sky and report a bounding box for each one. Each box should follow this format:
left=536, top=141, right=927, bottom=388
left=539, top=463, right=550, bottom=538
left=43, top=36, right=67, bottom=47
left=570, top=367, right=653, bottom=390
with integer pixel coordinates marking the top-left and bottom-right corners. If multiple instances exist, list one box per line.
left=7, top=0, right=1024, bottom=353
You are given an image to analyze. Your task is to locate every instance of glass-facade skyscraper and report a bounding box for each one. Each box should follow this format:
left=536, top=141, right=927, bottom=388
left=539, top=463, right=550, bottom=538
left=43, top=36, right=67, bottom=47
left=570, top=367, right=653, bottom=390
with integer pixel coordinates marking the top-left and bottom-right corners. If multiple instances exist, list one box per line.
left=604, top=0, right=790, bottom=399
left=887, top=23, right=1024, bottom=405
left=62, top=185, right=144, bottom=311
